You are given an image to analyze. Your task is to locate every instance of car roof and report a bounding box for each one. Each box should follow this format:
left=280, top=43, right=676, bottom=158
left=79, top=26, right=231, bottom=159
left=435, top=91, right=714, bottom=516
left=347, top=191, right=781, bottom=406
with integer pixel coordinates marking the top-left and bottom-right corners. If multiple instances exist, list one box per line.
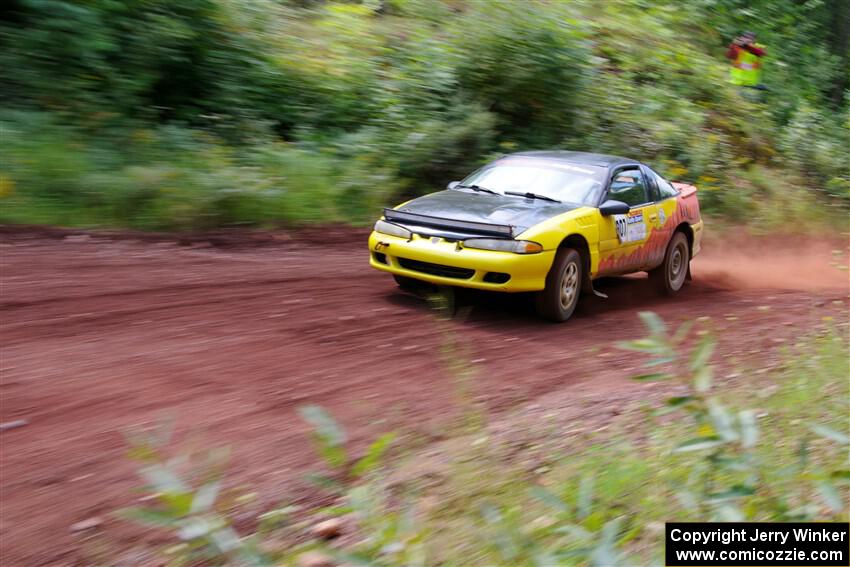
left=508, top=150, right=637, bottom=169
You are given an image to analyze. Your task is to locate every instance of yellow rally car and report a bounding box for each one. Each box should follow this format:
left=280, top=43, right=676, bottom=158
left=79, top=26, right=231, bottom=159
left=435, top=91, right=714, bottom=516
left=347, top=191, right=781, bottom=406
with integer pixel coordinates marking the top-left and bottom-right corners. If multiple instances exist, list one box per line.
left=368, top=151, right=703, bottom=322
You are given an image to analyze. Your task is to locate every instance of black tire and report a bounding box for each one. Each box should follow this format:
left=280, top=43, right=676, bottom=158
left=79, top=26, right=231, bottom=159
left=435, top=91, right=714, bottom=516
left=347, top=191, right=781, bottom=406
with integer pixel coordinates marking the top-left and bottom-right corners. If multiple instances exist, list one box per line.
left=393, top=274, right=421, bottom=291
left=535, top=248, right=582, bottom=322
left=650, top=231, right=690, bottom=295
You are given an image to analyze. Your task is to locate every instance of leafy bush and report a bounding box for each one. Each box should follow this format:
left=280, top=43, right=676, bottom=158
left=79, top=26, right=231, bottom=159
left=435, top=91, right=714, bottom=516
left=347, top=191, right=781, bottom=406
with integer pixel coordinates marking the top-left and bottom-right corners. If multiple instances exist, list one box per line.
left=0, top=113, right=402, bottom=228
left=453, top=3, right=591, bottom=147
left=619, top=312, right=848, bottom=521
left=1, top=0, right=848, bottom=229
left=781, top=104, right=850, bottom=202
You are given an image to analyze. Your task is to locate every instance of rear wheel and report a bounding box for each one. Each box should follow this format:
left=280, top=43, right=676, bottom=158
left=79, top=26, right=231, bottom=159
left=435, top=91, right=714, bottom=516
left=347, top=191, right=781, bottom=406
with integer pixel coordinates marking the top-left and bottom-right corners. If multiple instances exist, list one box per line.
left=650, top=231, right=689, bottom=295
left=535, top=248, right=582, bottom=322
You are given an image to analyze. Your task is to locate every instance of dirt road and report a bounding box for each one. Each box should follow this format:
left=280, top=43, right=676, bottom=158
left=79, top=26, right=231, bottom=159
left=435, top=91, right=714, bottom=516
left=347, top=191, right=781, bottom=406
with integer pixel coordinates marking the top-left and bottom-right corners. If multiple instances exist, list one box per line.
left=1, top=228, right=847, bottom=565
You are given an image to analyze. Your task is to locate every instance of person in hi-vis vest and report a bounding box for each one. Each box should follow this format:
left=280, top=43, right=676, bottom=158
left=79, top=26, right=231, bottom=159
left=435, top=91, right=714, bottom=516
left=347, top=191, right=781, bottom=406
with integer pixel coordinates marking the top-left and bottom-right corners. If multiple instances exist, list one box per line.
left=726, top=31, right=766, bottom=89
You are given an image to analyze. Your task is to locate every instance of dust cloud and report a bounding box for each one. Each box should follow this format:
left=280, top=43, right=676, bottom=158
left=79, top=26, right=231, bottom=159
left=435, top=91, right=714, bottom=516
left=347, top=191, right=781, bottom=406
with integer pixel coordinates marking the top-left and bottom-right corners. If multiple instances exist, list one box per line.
left=692, top=234, right=849, bottom=291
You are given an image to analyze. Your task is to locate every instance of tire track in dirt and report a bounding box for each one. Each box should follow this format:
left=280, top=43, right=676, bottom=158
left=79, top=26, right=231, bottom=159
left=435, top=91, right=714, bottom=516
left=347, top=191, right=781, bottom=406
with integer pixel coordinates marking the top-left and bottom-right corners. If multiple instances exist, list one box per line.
left=0, top=230, right=847, bottom=565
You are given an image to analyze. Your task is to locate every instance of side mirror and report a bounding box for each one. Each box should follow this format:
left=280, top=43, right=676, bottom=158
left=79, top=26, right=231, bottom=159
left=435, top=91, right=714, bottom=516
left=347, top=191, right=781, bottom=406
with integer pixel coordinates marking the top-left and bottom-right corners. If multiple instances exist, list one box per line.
left=447, top=180, right=460, bottom=190
left=599, top=199, right=630, bottom=216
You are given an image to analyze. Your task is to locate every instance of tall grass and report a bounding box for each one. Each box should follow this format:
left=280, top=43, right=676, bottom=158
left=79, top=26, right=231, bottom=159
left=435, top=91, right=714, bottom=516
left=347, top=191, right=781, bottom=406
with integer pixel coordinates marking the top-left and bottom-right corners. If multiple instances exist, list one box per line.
left=0, top=113, right=399, bottom=230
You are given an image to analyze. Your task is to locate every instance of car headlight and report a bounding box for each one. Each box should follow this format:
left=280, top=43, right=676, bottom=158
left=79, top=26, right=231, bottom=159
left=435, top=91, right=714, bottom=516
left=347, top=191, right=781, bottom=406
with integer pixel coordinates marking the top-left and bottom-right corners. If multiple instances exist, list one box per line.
left=462, top=238, right=543, bottom=254
left=374, top=219, right=412, bottom=239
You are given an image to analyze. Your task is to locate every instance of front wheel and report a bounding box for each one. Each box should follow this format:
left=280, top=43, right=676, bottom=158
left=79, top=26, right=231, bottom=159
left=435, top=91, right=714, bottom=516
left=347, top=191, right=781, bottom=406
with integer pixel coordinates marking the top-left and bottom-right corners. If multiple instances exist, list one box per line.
left=535, top=248, right=582, bottom=322
left=650, top=231, right=690, bottom=295
left=393, top=274, right=422, bottom=291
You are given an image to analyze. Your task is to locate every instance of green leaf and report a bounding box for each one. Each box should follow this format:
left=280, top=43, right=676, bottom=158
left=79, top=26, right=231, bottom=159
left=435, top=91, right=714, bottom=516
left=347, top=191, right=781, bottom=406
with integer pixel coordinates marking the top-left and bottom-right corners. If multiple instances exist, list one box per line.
left=529, top=486, right=569, bottom=513
left=816, top=481, right=844, bottom=513
left=639, top=311, right=666, bottom=336
left=591, top=517, right=623, bottom=567
left=480, top=504, right=519, bottom=562
left=299, top=405, right=347, bottom=446
left=694, top=365, right=713, bottom=393
left=712, top=455, right=750, bottom=472
left=631, top=373, right=669, bottom=381
left=190, top=481, right=220, bottom=514
left=300, top=405, right=348, bottom=468
left=666, top=396, right=694, bottom=406
left=316, top=504, right=353, bottom=516
left=347, top=485, right=374, bottom=517
left=797, top=438, right=809, bottom=471
left=716, top=504, right=744, bottom=522
left=671, top=320, right=695, bottom=344
left=126, top=442, right=161, bottom=463
left=554, top=524, right=592, bottom=539
left=643, top=356, right=678, bottom=367
left=739, top=410, right=758, bottom=448
left=305, top=472, right=341, bottom=490
left=708, top=400, right=737, bottom=442
left=577, top=475, right=594, bottom=520
left=140, top=463, right=190, bottom=495
left=533, top=552, right=560, bottom=567
left=617, top=338, right=663, bottom=353
left=352, top=432, right=396, bottom=478
left=209, top=525, right=245, bottom=556
left=674, top=436, right=724, bottom=452
left=600, top=517, right=622, bottom=545
left=177, top=516, right=222, bottom=541
left=808, top=424, right=849, bottom=445
left=674, top=489, right=699, bottom=511
left=689, top=336, right=716, bottom=371
left=321, top=444, right=348, bottom=469
left=707, top=485, right=755, bottom=501
left=830, top=470, right=850, bottom=482
left=120, top=506, right=178, bottom=527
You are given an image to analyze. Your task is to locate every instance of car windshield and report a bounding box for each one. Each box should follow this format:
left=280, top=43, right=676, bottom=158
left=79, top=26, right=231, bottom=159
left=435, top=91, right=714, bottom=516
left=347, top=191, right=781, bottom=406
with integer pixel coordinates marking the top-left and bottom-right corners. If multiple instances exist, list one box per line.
left=458, top=158, right=606, bottom=205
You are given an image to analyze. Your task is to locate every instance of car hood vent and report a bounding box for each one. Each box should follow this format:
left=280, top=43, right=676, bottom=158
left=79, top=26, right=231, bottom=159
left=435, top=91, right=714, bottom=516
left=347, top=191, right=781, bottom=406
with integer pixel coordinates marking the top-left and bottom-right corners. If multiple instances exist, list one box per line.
left=384, top=208, right=515, bottom=238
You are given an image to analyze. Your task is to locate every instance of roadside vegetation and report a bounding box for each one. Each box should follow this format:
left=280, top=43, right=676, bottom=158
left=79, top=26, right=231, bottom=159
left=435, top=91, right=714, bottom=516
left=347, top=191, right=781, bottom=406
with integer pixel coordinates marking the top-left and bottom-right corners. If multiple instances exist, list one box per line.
left=1, top=0, right=848, bottom=231
left=124, top=311, right=849, bottom=565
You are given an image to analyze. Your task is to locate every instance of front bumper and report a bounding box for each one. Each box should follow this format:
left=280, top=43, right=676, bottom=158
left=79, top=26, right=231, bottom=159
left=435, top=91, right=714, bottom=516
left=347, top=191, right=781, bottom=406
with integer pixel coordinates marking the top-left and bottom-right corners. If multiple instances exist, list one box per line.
left=368, top=231, right=554, bottom=292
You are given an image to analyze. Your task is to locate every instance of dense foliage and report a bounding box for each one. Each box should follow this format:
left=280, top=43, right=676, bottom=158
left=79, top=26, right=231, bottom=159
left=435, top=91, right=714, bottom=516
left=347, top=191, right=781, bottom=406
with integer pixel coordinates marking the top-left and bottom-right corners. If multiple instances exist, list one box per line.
left=1, top=0, right=848, bottom=229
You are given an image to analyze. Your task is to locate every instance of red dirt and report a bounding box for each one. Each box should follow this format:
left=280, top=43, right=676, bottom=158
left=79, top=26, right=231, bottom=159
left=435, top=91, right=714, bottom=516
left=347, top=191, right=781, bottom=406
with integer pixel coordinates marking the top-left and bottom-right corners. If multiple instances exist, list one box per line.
left=0, top=228, right=847, bottom=565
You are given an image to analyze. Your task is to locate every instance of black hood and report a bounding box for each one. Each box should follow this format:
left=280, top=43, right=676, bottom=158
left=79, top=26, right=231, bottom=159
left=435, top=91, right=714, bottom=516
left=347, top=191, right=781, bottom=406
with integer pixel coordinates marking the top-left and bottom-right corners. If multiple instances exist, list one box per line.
left=396, top=189, right=581, bottom=235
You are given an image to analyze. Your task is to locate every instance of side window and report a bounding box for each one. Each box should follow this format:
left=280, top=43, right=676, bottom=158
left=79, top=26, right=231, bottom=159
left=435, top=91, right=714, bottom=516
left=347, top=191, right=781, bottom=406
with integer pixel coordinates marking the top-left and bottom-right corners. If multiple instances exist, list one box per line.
left=607, top=168, right=647, bottom=207
left=643, top=166, right=661, bottom=202
left=649, top=167, right=678, bottom=200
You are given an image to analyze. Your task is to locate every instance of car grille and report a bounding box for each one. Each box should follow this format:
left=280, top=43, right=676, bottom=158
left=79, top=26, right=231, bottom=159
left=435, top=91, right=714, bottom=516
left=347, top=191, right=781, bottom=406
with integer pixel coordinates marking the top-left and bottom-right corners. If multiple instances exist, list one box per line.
left=397, top=258, right=474, bottom=279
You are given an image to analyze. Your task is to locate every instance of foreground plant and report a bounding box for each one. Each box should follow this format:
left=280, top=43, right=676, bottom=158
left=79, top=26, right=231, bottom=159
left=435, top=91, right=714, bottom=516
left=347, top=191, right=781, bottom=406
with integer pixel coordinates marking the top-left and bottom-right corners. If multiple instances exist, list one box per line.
left=619, top=311, right=848, bottom=521
left=123, top=422, right=306, bottom=566
left=123, top=314, right=848, bottom=565
left=298, top=405, right=396, bottom=493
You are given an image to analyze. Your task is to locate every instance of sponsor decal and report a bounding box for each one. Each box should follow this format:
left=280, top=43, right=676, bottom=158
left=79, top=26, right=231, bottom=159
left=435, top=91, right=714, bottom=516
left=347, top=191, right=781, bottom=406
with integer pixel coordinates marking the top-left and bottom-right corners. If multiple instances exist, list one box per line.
left=613, top=209, right=646, bottom=244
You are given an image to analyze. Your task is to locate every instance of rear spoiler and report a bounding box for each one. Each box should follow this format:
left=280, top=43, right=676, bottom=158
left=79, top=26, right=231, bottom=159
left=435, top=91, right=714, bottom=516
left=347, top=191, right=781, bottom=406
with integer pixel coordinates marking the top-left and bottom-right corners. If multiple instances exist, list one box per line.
left=671, top=182, right=697, bottom=199
left=383, top=208, right=514, bottom=238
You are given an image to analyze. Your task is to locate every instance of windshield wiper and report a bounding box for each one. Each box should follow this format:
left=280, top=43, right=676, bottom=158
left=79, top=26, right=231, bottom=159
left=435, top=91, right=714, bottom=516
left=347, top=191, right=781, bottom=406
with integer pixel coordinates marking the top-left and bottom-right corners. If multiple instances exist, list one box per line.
left=504, top=191, right=561, bottom=203
left=456, top=184, right=499, bottom=195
